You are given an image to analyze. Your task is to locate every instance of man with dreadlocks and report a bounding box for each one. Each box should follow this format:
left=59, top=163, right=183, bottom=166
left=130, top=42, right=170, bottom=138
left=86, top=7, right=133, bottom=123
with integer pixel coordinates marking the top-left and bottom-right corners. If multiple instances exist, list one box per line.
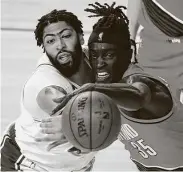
left=51, top=2, right=183, bottom=171
left=1, top=9, right=95, bottom=171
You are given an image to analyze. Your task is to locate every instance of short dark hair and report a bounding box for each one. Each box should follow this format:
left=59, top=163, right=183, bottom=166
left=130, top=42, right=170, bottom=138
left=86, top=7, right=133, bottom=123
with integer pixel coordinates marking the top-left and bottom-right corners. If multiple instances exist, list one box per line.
left=34, top=9, right=83, bottom=47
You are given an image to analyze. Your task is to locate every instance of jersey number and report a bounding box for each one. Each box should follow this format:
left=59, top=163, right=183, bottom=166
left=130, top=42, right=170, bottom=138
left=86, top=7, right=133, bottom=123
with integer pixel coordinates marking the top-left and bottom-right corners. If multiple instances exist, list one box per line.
left=131, top=139, right=157, bottom=159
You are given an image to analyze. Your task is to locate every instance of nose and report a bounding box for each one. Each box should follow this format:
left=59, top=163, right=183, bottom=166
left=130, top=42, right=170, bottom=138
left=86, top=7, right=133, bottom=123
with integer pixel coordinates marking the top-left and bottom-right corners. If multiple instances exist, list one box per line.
left=97, top=56, right=106, bottom=69
left=56, top=38, right=66, bottom=50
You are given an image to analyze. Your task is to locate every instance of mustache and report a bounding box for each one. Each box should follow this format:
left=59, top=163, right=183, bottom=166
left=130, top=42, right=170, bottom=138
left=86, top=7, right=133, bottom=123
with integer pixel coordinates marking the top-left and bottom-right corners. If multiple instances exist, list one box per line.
left=56, top=50, right=73, bottom=58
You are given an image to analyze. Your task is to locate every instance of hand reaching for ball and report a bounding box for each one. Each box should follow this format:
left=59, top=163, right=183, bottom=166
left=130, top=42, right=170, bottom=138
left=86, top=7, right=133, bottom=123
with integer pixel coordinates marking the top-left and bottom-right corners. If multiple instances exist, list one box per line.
left=51, top=83, right=95, bottom=115
left=35, top=116, right=68, bottom=151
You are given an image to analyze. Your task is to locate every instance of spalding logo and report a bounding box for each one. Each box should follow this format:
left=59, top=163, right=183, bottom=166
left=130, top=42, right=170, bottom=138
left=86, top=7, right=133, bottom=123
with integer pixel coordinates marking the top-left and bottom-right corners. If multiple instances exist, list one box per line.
left=78, top=117, right=88, bottom=137
left=78, top=97, right=88, bottom=111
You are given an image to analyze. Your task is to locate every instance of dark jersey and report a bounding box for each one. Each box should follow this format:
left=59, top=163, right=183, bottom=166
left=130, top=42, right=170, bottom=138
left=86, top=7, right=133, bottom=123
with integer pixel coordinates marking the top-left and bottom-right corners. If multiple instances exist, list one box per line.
left=0, top=122, right=27, bottom=171
left=118, top=64, right=183, bottom=170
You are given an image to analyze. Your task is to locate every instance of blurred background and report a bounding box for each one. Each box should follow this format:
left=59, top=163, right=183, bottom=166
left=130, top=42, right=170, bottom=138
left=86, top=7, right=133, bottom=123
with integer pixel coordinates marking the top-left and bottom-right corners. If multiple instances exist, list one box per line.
left=1, top=0, right=138, bottom=170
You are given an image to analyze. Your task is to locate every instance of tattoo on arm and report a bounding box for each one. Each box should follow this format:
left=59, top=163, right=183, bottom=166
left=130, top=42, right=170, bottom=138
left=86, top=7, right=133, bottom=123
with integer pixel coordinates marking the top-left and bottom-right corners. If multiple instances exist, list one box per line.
left=36, top=85, right=67, bottom=115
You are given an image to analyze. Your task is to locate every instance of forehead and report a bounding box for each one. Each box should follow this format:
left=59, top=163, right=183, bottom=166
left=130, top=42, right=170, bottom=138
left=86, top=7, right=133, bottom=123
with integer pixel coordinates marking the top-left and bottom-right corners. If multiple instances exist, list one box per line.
left=89, top=43, right=117, bottom=51
left=43, top=21, right=74, bottom=36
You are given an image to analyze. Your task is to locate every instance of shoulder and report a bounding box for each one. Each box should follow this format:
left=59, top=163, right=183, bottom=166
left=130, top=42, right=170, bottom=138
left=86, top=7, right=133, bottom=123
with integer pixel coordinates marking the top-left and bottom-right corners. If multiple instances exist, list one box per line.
left=22, top=65, right=74, bottom=117
left=123, top=64, right=173, bottom=100
left=123, top=63, right=146, bottom=78
left=24, top=64, right=72, bottom=92
left=123, top=63, right=168, bottom=87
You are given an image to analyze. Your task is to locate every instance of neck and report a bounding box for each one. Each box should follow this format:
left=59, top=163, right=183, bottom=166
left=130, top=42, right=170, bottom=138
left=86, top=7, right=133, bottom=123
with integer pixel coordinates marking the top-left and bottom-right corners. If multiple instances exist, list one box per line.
left=68, top=55, right=92, bottom=86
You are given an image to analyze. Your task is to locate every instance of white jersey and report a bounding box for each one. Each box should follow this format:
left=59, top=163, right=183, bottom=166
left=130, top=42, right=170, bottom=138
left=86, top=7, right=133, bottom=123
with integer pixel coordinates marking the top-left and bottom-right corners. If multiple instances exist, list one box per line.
left=15, top=54, right=96, bottom=171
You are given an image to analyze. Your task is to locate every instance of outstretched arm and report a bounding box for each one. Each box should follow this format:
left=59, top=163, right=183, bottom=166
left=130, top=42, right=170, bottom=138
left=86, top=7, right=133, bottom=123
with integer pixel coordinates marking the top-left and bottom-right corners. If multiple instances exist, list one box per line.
left=51, top=81, right=151, bottom=114
left=90, top=82, right=151, bottom=111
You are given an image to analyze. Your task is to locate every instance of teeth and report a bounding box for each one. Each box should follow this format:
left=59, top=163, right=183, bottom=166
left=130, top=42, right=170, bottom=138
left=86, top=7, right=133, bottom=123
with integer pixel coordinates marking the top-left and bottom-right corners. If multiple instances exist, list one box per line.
left=60, top=56, right=68, bottom=62
left=98, top=72, right=108, bottom=77
left=57, top=55, right=71, bottom=64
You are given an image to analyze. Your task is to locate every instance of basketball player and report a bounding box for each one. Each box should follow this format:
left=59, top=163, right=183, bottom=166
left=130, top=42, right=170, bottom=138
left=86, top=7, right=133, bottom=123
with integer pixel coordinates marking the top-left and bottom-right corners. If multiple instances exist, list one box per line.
left=1, top=9, right=95, bottom=171
left=50, top=2, right=183, bottom=171
left=127, top=0, right=183, bottom=102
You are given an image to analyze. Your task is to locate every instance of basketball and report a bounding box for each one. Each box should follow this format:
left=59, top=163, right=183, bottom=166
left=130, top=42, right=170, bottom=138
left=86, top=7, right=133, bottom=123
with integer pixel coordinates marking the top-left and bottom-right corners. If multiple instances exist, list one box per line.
left=62, top=91, right=121, bottom=152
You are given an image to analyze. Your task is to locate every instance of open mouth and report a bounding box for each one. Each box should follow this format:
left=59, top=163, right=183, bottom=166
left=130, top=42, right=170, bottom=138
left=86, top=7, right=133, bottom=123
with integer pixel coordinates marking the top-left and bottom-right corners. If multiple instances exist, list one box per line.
left=57, top=53, right=72, bottom=65
left=96, top=72, right=110, bottom=81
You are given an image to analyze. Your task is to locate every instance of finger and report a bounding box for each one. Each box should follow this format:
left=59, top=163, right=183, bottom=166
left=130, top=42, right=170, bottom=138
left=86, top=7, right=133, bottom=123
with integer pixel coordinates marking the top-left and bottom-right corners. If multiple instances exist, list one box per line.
left=40, top=122, right=53, bottom=128
left=51, top=104, right=64, bottom=115
left=35, top=134, right=57, bottom=142
left=34, top=134, right=50, bottom=142
left=37, top=133, right=66, bottom=142
left=40, top=127, right=61, bottom=134
left=41, top=118, right=52, bottom=123
left=47, top=139, right=67, bottom=151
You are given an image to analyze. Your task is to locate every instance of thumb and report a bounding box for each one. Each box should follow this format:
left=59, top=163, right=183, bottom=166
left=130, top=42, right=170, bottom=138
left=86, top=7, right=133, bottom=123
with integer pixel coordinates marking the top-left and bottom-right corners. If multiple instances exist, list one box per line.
left=47, top=138, right=68, bottom=151
left=51, top=104, right=64, bottom=116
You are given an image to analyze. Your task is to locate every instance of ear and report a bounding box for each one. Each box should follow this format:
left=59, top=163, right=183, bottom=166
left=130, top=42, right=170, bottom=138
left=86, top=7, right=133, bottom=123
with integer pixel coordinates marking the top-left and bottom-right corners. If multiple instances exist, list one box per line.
left=42, top=45, right=46, bottom=53
left=78, top=34, right=84, bottom=45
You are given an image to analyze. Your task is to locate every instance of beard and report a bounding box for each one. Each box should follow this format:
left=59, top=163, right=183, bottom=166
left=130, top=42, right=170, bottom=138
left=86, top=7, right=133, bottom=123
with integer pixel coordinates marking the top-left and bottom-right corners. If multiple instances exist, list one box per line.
left=46, top=40, right=82, bottom=78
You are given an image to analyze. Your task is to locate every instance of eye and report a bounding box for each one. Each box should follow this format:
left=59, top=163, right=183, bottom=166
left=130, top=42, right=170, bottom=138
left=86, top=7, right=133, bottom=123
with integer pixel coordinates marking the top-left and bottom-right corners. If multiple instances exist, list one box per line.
left=104, top=52, right=115, bottom=59
left=62, top=34, right=71, bottom=39
left=90, top=52, right=98, bottom=59
left=46, top=39, right=55, bottom=44
left=107, top=53, right=114, bottom=57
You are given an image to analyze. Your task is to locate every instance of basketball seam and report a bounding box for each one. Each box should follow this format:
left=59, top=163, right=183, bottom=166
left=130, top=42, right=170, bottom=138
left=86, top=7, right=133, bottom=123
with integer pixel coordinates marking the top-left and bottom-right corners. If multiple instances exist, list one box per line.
left=90, top=91, right=92, bottom=151
left=93, top=94, right=113, bottom=149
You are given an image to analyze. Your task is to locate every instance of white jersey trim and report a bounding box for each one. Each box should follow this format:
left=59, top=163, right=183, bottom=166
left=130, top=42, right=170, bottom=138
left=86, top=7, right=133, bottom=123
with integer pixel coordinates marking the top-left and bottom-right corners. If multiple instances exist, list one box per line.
left=132, top=158, right=183, bottom=170
left=153, top=0, right=183, bottom=24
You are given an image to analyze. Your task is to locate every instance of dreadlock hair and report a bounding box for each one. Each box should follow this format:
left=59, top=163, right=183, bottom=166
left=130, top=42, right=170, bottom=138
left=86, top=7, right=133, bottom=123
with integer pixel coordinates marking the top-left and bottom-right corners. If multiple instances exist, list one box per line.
left=85, top=2, right=137, bottom=62
left=34, top=9, right=83, bottom=48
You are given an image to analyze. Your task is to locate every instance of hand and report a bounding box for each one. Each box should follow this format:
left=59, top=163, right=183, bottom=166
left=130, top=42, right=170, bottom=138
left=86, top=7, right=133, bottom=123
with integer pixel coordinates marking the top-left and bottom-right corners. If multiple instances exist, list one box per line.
left=51, top=93, right=73, bottom=115
left=128, top=75, right=157, bottom=91
left=35, top=116, right=68, bottom=151
left=51, top=83, right=95, bottom=115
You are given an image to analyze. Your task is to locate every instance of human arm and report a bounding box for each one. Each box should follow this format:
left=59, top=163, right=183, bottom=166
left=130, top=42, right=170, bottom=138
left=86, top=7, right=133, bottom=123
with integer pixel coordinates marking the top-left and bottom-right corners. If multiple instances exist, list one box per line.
left=42, top=76, right=172, bottom=145
left=24, top=85, right=67, bottom=118
left=24, top=85, right=68, bottom=149
left=88, top=82, right=151, bottom=111
left=124, top=74, right=173, bottom=118
left=51, top=81, right=151, bottom=115
left=22, top=66, right=73, bottom=148
left=23, top=64, right=73, bottom=118
left=92, top=76, right=173, bottom=118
